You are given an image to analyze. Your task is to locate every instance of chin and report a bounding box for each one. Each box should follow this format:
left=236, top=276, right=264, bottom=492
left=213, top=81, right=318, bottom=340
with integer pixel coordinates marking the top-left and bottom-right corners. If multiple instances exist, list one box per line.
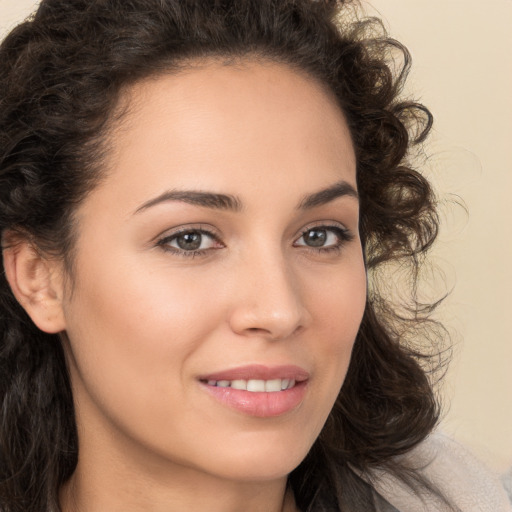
left=193, top=430, right=315, bottom=482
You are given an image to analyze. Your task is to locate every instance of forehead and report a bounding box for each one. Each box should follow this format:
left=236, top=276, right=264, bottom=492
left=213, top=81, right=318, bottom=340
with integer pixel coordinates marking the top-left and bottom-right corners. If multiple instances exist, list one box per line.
left=93, top=59, right=356, bottom=213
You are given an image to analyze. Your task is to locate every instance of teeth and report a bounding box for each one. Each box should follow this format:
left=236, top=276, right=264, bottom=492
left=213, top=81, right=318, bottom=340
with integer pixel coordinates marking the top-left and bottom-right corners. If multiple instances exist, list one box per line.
left=230, top=379, right=246, bottom=390
left=247, top=379, right=265, bottom=392
left=265, top=379, right=282, bottom=392
left=206, top=378, right=296, bottom=392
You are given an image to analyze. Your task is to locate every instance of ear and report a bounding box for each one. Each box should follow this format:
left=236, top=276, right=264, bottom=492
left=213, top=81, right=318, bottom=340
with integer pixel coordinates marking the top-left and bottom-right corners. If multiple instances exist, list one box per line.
left=2, top=234, right=66, bottom=333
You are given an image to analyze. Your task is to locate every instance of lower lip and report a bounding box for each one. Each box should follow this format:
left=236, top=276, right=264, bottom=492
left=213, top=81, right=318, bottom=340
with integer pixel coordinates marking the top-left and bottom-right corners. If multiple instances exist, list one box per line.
left=201, top=381, right=308, bottom=417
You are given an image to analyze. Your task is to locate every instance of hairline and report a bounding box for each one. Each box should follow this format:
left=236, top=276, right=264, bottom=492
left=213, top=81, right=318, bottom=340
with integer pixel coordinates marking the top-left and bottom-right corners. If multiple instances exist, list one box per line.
left=60, top=52, right=355, bottom=284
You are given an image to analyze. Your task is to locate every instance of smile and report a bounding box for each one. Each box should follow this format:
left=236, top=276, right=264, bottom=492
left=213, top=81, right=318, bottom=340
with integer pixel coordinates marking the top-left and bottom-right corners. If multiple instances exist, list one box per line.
left=205, top=378, right=296, bottom=392
left=199, top=365, right=309, bottom=417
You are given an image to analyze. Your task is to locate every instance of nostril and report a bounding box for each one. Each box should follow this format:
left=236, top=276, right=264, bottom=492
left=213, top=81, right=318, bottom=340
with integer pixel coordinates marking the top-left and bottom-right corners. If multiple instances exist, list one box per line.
left=243, top=324, right=303, bottom=341
left=245, top=327, right=275, bottom=337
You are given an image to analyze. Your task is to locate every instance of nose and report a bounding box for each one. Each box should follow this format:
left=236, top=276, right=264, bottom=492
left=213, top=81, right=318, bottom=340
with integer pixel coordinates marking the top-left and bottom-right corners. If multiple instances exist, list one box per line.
left=227, top=249, right=309, bottom=341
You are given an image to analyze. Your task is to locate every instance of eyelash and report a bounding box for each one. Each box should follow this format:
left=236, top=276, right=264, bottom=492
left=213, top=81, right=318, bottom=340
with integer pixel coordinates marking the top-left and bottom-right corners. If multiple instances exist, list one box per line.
left=295, top=225, right=354, bottom=255
left=156, top=224, right=354, bottom=259
left=156, top=226, right=221, bottom=259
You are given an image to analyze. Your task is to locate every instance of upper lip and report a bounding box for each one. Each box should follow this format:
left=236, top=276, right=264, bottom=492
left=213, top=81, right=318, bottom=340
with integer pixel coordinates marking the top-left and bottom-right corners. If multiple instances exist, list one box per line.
left=199, top=364, right=309, bottom=382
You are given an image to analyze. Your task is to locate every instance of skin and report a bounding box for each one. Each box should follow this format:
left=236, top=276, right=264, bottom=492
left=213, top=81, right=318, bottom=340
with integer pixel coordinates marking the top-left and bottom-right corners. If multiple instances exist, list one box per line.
left=7, top=60, right=367, bottom=512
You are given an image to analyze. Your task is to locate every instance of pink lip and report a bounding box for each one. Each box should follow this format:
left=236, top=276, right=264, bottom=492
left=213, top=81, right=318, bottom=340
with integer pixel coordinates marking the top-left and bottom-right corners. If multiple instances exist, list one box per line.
left=199, top=364, right=309, bottom=382
left=198, top=364, right=309, bottom=418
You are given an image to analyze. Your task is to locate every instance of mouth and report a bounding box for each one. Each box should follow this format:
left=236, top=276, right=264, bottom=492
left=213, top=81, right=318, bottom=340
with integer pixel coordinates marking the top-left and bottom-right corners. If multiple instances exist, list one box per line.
left=198, top=364, right=309, bottom=417
left=202, top=378, right=297, bottom=392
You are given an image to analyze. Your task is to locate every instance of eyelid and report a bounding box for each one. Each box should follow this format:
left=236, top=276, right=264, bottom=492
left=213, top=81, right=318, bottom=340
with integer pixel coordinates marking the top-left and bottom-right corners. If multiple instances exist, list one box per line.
left=293, top=222, right=355, bottom=250
left=154, top=223, right=221, bottom=242
left=295, top=221, right=352, bottom=240
left=155, top=224, right=224, bottom=256
left=153, top=221, right=355, bottom=258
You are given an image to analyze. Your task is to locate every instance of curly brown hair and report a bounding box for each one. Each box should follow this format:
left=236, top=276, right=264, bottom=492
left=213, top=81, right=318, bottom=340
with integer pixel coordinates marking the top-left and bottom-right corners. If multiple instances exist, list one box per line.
left=0, top=1, right=445, bottom=510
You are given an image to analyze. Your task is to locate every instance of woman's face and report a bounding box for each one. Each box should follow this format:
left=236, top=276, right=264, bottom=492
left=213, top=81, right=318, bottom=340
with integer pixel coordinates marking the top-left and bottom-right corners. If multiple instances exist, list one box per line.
left=60, top=60, right=366, bottom=484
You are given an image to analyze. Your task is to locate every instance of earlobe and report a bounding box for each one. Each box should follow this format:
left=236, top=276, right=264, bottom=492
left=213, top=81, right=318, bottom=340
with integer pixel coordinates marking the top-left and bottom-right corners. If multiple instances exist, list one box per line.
left=2, top=235, right=66, bottom=334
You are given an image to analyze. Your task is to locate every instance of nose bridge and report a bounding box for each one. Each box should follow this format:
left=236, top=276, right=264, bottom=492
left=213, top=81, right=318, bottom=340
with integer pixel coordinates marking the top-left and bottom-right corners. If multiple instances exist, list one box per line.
left=228, top=240, right=307, bottom=340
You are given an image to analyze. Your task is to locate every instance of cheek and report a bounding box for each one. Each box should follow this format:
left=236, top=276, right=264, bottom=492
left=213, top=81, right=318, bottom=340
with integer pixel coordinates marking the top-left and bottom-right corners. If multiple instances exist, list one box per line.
left=309, top=255, right=367, bottom=352
left=320, top=264, right=366, bottom=373
left=68, top=250, right=221, bottom=348
left=62, top=251, right=223, bottom=425
left=298, top=254, right=367, bottom=423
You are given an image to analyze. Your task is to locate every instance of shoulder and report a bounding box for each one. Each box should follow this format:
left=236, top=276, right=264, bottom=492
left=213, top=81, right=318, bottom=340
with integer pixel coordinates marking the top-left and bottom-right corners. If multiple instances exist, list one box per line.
left=369, top=433, right=512, bottom=512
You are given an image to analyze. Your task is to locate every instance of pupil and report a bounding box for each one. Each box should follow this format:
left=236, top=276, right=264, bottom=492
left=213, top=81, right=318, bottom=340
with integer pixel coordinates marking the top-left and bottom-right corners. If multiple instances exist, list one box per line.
left=305, top=229, right=326, bottom=247
left=177, top=232, right=202, bottom=250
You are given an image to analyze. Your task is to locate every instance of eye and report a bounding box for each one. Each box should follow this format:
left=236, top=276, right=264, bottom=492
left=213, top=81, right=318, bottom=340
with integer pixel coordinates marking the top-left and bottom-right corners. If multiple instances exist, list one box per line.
left=294, top=225, right=353, bottom=251
left=157, top=228, right=222, bottom=256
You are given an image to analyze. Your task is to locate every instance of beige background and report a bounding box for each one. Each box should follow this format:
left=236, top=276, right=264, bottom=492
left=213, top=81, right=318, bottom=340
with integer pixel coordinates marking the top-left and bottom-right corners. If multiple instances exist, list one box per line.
left=1, top=0, right=511, bottom=471
left=364, top=0, right=512, bottom=472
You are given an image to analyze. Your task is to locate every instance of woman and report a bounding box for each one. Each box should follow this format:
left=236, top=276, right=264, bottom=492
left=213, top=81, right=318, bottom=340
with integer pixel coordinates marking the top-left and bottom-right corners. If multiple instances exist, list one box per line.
left=0, top=1, right=509, bottom=511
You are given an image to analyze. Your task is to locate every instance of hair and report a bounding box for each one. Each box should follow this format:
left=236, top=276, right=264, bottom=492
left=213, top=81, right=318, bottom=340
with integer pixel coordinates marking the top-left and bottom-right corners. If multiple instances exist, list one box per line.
left=0, top=1, right=446, bottom=511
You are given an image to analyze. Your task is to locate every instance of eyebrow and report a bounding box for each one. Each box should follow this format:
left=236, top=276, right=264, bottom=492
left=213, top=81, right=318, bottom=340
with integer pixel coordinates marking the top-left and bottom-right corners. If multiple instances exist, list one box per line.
left=134, top=190, right=243, bottom=214
left=297, top=180, right=358, bottom=209
left=133, top=180, right=358, bottom=215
